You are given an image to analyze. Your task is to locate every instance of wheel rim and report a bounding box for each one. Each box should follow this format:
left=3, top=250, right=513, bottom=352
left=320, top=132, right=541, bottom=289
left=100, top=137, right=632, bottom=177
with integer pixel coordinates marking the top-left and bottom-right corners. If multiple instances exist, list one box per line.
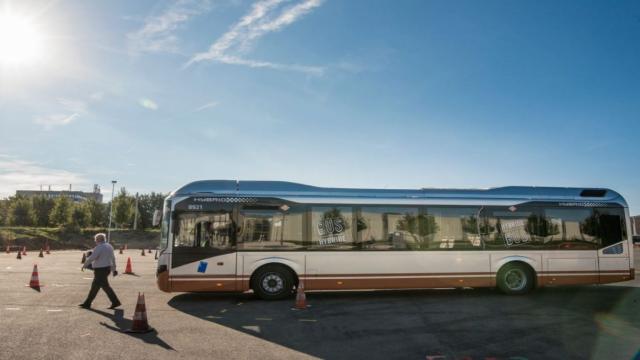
left=504, top=268, right=527, bottom=291
left=261, top=273, right=285, bottom=294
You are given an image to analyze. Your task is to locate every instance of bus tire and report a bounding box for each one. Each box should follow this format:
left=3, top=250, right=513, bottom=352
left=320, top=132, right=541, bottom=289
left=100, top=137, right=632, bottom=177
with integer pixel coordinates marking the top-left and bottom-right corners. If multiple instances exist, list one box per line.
left=497, top=262, right=534, bottom=295
left=251, top=265, right=295, bottom=300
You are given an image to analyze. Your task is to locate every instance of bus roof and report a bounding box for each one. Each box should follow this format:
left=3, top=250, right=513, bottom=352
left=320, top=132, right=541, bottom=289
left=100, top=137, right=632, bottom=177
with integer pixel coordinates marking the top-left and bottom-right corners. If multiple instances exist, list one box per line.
left=170, top=180, right=628, bottom=207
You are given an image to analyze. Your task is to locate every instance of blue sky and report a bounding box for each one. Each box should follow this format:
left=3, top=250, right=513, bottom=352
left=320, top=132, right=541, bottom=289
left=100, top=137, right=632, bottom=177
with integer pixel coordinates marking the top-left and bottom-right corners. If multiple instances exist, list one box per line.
left=0, top=0, right=639, bottom=214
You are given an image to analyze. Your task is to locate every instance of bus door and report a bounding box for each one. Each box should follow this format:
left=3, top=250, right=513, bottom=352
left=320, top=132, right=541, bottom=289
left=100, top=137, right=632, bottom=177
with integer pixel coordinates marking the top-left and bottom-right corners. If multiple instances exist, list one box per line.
left=596, top=207, right=631, bottom=283
left=540, top=207, right=599, bottom=285
left=170, top=207, right=238, bottom=292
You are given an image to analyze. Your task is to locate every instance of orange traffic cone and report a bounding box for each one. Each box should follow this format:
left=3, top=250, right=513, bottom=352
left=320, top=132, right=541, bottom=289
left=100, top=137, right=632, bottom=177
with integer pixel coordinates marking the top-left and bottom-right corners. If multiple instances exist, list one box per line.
left=22, top=246, right=27, bottom=256
left=125, top=293, right=154, bottom=333
left=294, top=282, right=308, bottom=310
left=140, top=249, right=145, bottom=256
left=26, top=264, right=43, bottom=291
left=38, top=248, right=44, bottom=258
left=16, top=251, right=21, bottom=260
left=124, top=257, right=134, bottom=274
left=81, top=252, right=86, bottom=263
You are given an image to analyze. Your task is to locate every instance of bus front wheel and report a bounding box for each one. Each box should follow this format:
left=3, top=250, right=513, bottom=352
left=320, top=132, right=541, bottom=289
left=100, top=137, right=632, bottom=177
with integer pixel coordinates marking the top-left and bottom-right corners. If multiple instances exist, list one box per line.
left=497, top=262, right=534, bottom=295
left=251, top=265, right=295, bottom=300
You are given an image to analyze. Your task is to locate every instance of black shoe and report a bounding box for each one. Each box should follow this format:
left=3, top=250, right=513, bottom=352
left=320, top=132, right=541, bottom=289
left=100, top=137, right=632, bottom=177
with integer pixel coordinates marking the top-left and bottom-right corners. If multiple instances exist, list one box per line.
left=108, top=302, right=121, bottom=309
left=78, top=303, right=91, bottom=309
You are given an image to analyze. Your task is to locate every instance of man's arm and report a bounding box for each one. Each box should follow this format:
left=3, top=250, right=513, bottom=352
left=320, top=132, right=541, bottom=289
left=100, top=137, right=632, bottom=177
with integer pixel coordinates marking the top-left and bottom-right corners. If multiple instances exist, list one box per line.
left=110, top=246, right=117, bottom=272
left=82, top=246, right=102, bottom=269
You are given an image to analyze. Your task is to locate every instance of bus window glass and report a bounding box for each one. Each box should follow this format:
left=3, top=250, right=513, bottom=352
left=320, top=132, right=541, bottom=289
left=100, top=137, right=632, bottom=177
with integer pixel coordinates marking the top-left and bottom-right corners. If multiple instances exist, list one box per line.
left=238, top=206, right=304, bottom=250
left=174, top=212, right=234, bottom=250
left=482, top=208, right=547, bottom=250
left=425, top=207, right=482, bottom=250
left=589, top=208, right=627, bottom=248
left=543, top=208, right=598, bottom=249
left=356, top=207, right=420, bottom=250
left=310, top=207, right=354, bottom=250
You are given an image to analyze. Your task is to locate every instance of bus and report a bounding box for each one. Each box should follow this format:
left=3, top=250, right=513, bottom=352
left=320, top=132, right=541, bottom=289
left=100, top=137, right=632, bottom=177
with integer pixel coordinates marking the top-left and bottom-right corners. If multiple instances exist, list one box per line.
left=156, top=180, right=634, bottom=299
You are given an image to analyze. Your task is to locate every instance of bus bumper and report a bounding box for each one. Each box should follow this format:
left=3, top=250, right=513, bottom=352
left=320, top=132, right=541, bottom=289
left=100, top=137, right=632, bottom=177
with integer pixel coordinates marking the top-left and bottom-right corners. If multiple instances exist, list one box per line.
left=156, top=266, right=171, bottom=292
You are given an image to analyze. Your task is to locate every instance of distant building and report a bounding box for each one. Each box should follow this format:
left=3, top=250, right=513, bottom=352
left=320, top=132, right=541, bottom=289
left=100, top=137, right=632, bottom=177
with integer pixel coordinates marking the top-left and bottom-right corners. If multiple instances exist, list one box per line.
left=16, top=184, right=103, bottom=203
left=632, top=215, right=640, bottom=238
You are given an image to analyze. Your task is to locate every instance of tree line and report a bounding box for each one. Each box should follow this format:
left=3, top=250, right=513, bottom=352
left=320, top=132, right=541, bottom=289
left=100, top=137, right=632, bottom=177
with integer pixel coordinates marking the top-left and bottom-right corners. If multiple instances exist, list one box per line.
left=0, top=189, right=165, bottom=231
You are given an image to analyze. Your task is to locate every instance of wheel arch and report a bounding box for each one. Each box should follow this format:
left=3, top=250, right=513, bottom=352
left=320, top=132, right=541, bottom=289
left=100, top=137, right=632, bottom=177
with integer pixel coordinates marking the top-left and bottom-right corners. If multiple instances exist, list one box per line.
left=248, top=258, right=300, bottom=290
left=495, top=258, right=538, bottom=288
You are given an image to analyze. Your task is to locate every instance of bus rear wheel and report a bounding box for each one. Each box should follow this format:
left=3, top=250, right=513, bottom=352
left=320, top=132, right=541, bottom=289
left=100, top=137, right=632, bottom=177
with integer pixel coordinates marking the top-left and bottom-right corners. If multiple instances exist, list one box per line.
left=251, top=265, right=295, bottom=300
left=497, top=262, right=534, bottom=295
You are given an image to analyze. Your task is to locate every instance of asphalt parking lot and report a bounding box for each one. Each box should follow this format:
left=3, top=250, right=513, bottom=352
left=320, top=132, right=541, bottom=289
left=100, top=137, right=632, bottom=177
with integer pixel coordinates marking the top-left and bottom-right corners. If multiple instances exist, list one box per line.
left=2, top=250, right=640, bottom=360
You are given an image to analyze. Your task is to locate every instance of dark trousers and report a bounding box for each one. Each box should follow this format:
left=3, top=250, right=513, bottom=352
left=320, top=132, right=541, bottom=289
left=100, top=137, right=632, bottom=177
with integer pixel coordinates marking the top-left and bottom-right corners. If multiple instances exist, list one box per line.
left=83, top=267, right=120, bottom=305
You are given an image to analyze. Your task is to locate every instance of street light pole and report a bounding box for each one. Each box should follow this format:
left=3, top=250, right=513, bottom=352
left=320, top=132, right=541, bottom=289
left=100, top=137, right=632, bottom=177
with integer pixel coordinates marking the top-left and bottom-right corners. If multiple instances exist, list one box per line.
left=107, top=180, right=117, bottom=242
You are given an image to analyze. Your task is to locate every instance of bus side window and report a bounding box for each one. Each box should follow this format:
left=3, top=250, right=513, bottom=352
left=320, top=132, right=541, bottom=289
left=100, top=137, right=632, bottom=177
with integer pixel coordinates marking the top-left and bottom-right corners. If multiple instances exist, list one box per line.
left=174, top=212, right=235, bottom=250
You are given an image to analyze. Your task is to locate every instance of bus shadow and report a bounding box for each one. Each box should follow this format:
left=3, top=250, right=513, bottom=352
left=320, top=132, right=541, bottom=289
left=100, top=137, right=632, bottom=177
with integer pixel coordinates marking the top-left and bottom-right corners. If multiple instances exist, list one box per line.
left=87, top=308, right=175, bottom=350
left=167, top=286, right=640, bottom=360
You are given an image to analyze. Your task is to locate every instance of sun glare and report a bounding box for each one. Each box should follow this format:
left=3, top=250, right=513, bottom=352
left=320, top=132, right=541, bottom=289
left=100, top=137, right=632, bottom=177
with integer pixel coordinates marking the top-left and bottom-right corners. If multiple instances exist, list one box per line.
left=0, top=11, right=44, bottom=66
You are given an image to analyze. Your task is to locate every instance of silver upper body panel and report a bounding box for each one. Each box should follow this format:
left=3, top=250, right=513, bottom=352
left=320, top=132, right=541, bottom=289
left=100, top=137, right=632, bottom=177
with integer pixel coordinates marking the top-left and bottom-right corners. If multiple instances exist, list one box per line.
left=168, top=180, right=628, bottom=208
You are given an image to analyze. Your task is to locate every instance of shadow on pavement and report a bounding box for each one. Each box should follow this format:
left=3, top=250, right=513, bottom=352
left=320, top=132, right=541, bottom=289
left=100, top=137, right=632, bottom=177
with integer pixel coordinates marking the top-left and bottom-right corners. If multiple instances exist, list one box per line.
left=87, top=308, right=174, bottom=350
left=167, top=286, right=640, bottom=360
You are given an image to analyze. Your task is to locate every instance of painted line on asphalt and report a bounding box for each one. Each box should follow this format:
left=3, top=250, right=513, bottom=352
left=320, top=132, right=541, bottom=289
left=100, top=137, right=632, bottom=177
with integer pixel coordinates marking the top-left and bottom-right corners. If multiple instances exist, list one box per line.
left=5, top=307, right=21, bottom=311
left=205, top=315, right=223, bottom=319
left=298, top=319, right=317, bottom=322
left=220, top=309, right=227, bottom=313
left=47, top=309, right=63, bottom=312
left=256, top=317, right=272, bottom=321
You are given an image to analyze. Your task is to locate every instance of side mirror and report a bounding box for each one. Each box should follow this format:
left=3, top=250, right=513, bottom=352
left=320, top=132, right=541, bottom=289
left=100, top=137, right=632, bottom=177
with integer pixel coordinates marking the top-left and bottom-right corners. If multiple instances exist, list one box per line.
left=152, top=209, right=162, bottom=227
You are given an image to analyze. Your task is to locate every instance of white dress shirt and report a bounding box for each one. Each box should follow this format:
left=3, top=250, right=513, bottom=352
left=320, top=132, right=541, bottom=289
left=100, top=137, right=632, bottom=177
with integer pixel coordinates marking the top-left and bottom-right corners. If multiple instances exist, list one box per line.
left=83, top=242, right=116, bottom=271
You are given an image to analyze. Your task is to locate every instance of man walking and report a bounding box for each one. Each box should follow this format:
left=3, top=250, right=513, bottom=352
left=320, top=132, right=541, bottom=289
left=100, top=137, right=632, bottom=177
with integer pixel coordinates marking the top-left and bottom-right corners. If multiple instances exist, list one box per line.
left=79, top=233, right=121, bottom=309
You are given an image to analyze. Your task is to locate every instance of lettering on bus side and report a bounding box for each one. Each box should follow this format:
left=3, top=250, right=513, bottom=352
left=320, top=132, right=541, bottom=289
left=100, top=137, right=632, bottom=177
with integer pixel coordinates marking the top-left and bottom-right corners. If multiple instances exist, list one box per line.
left=317, top=218, right=346, bottom=245
left=500, top=219, right=532, bottom=246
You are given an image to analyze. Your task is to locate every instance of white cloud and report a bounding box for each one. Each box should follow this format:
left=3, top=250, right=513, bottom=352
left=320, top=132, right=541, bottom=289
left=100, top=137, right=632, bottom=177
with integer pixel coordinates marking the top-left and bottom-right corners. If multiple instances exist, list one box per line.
left=128, top=0, right=212, bottom=54
left=33, top=97, right=94, bottom=129
left=34, top=113, right=80, bottom=128
left=139, top=98, right=159, bottom=110
left=186, top=0, right=324, bottom=75
left=194, top=101, right=219, bottom=112
left=90, top=92, right=104, bottom=101
left=0, top=156, right=88, bottom=199
left=58, top=98, right=88, bottom=114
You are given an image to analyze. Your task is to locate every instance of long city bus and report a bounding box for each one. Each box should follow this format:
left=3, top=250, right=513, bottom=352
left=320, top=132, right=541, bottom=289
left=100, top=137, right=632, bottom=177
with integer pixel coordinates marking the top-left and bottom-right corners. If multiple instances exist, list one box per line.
left=156, top=180, right=634, bottom=299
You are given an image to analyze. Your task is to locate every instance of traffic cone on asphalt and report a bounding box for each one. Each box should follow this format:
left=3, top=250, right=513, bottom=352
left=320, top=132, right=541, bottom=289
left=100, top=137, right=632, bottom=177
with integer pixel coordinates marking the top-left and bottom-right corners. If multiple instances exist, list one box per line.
left=38, top=248, right=44, bottom=258
left=119, top=247, right=123, bottom=255
left=16, top=251, right=21, bottom=260
left=26, top=264, right=43, bottom=291
left=294, top=282, right=308, bottom=310
left=81, top=252, right=86, bottom=264
left=124, top=257, right=134, bottom=274
left=22, top=246, right=27, bottom=256
left=154, top=250, right=158, bottom=260
left=125, top=293, right=154, bottom=333
left=140, top=249, right=145, bottom=256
